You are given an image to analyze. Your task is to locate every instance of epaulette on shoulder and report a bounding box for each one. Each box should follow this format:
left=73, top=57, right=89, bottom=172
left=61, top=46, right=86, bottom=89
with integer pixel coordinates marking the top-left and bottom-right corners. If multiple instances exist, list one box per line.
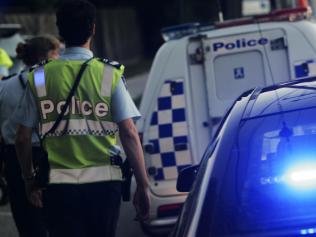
left=29, top=59, right=51, bottom=72
left=97, top=58, right=122, bottom=70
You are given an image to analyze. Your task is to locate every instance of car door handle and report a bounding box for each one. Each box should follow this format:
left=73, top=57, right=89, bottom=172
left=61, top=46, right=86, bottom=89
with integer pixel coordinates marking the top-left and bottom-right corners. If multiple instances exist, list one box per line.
left=175, top=143, right=188, bottom=151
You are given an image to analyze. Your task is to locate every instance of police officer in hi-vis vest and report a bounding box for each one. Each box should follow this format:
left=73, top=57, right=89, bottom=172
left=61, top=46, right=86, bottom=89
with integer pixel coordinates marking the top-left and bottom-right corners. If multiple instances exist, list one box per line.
left=0, top=35, right=60, bottom=237
left=14, top=1, right=150, bottom=236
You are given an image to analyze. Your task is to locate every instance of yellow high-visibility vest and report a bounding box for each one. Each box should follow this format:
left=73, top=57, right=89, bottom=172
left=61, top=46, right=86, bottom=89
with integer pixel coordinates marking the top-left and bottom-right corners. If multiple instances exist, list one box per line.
left=0, top=48, right=13, bottom=68
left=28, top=58, right=124, bottom=184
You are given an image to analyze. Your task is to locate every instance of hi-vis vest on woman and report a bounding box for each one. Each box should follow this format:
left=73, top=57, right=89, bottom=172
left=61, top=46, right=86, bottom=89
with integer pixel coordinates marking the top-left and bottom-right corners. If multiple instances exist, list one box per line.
left=28, top=58, right=124, bottom=184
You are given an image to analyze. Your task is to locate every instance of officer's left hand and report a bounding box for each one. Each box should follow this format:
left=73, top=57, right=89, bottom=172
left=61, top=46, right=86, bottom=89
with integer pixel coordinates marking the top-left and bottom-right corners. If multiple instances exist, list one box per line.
left=24, top=181, right=43, bottom=208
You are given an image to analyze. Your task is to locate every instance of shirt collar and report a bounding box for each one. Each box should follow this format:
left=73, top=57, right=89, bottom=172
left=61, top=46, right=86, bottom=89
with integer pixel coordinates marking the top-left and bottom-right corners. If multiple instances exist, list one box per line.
left=60, top=47, right=94, bottom=60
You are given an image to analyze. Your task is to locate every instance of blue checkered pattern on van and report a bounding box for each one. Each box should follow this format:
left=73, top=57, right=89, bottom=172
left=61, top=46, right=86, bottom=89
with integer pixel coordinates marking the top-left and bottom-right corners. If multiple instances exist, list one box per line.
left=147, top=79, right=192, bottom=181
left=294, top=59, right=316, bottom=78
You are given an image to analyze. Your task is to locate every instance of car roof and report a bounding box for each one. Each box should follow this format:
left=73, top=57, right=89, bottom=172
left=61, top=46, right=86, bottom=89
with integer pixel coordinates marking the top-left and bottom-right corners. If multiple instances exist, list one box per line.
left=242, top=77, right=316, bottom=119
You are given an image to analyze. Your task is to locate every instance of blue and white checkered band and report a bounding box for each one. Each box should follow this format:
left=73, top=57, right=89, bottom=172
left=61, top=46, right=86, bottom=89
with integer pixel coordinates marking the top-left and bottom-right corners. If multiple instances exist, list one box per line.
left=294, top=59, right=316, bottom=78
left=147, top=79, right=192, bottom=181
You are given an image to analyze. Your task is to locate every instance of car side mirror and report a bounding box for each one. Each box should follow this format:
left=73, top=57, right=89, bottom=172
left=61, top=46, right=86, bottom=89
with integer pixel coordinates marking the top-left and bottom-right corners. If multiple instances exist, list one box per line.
left=176, top=165, right=199, bottom=192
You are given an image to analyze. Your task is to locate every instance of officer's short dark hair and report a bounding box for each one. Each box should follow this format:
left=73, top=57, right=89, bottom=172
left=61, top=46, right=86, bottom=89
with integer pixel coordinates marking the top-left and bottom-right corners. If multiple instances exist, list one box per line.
left=56, top=0, right=96, bottom=46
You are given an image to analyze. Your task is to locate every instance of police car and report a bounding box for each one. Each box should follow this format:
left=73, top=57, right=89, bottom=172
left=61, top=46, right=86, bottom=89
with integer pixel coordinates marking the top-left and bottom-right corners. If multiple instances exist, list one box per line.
left=172, top=76, right=316, bottom=237
left=137, top=3, right=316, bottom=234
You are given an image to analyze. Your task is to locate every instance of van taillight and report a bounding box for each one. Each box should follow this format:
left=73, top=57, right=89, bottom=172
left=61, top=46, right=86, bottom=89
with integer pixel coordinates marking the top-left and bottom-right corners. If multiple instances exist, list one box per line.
left=297, top=0, right=309, bottom=8
left=157, top=203, right=183, bottom=218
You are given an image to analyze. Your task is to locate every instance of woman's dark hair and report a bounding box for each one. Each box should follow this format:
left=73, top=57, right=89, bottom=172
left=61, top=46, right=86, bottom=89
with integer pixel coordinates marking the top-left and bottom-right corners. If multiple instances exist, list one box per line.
left=16, top=35, right=60, bottom=66
left=56, top=0, right=96, bottom=46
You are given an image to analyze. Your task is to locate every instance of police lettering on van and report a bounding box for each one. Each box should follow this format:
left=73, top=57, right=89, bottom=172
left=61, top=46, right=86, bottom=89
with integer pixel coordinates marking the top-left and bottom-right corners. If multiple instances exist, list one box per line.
left=212, top=37, right=269, bottom=53
left=40, top=96, right=109, bottom=119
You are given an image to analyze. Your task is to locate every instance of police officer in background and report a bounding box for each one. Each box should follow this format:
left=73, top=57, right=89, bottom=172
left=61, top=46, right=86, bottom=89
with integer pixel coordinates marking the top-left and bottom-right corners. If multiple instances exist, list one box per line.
left=14, top=1, right=150, bottom=237
left=0, top=35, right=60, bottom=237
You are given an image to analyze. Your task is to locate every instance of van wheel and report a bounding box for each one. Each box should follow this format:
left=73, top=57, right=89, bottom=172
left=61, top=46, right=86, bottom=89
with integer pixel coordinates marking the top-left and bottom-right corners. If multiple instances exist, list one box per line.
left=0, top=177, right=9, bottom=206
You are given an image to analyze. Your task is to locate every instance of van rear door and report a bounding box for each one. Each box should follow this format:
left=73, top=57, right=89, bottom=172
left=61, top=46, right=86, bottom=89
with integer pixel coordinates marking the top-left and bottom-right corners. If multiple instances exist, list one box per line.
left=141, top=40, right=211, bottom=197
left=142, top=77, right=193, bottom=197
left=202, top=29, right=290, bottom=126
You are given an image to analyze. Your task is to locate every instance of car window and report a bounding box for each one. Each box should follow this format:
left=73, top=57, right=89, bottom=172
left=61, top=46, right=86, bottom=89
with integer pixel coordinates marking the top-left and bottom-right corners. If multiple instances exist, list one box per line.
left=208, top=105, right=316, bottom=236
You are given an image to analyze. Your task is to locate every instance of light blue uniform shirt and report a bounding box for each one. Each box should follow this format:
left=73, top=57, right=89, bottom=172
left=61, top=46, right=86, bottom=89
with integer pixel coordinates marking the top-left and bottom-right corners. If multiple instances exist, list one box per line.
left=0, top=70, right=39, bottom=145
left=0, top=65, right=9, bottom=77
left=13, top=47, right=140, bottom=154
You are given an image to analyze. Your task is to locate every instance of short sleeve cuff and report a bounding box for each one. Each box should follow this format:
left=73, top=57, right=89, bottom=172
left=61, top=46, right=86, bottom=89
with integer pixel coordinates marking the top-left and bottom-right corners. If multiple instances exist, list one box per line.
left=111, top=79, right=142, bottom=123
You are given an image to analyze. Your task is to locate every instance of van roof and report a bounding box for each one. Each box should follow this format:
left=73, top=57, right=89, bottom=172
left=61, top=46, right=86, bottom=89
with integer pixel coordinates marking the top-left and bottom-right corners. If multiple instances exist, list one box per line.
left=161, top=6, right=312, bottom=42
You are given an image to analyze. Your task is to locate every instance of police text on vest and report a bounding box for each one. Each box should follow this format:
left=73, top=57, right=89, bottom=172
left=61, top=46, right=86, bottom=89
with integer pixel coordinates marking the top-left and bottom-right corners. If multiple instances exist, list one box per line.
left=40, top=96, right=109, bottom=119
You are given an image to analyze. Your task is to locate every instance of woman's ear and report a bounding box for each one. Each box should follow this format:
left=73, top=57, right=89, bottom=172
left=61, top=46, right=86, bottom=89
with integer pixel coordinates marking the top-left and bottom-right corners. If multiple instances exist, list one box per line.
left=48, top=49, right=60, bottom=60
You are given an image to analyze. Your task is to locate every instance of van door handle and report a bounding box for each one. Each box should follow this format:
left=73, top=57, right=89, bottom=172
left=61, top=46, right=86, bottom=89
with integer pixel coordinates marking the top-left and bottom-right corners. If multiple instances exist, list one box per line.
left=175, top=143, right=188, bottom=151
left=144, top=143, right=155, bottom=154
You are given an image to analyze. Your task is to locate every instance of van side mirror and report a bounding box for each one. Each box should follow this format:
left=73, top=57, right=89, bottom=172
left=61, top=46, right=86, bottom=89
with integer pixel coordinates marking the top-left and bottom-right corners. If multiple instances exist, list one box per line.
left=176, top=165, right=199, bottom=192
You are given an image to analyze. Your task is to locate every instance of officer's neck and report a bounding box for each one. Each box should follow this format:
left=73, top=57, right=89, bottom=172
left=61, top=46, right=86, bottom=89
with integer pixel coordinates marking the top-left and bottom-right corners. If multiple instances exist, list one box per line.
left=80, top=39, right=91, bottom=49
left=66, top=38, right=91, bottom=50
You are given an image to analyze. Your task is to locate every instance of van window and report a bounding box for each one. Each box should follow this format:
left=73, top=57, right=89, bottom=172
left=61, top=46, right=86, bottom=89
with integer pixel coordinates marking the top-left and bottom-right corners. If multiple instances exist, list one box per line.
left=214, top=51, right=266, bottom=100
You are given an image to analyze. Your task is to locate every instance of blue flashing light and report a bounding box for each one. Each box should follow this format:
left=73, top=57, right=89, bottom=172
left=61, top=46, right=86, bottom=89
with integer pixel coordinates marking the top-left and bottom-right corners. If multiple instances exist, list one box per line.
left=308, top=228, right=316, bottom=234
left=285, top=163, right=316, bottom=189
left=301, top=229, right=308, bottom=235
left=161, top=22, right=200, bottom=41
left=291, top=169, right=316, bottom=182
left=300, top=228, right=316, bottom=235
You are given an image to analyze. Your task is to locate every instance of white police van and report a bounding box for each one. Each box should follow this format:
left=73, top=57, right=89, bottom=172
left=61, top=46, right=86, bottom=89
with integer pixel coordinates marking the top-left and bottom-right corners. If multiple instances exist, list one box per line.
left=136, top=4, right=316, bottom=234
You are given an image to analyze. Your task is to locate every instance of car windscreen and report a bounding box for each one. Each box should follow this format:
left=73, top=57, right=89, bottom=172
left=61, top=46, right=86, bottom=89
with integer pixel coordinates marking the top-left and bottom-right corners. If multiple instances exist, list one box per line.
left=209, top=105, right=316, bottom=236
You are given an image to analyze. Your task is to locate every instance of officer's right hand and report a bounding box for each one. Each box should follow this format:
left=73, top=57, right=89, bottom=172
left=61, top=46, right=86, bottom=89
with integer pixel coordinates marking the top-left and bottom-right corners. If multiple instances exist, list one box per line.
left=24, top=180, right=43, bottom=208
left=133, top=185, right=150, bottom=221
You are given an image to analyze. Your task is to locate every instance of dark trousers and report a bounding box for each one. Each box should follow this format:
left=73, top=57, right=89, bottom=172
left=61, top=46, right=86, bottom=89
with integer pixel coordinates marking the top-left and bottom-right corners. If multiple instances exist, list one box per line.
left=3, top=145, right=47, bottom=237
left=43, top=181, right=122, bottom=237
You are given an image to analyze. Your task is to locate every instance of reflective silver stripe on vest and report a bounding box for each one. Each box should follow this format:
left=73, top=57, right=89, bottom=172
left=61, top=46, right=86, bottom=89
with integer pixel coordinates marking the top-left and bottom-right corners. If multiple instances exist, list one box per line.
left=34, top=66, right=47, bottom=97
left=49, top=166, right=122, bottom=184
left=41, top=119, right=118, bottom=136
left=100, top=66, right=113, bottom=97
